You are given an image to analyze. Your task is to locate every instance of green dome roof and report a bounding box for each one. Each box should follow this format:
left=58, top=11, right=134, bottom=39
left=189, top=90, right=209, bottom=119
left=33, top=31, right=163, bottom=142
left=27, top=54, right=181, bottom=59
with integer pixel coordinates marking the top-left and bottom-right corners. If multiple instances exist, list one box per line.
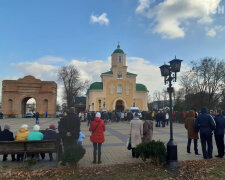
left=113, top=49, right=124, bottom=54
left=136, top=83, right=148, bottom=92
left=112, top=44, right=124, bottom=54
left=89, top=82, right=103, bottom=90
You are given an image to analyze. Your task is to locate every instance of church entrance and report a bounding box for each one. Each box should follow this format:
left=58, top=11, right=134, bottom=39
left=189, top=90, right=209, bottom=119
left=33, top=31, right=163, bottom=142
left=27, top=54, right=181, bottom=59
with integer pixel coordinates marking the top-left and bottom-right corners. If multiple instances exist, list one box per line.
left=115, top=100, right=124, bottom=111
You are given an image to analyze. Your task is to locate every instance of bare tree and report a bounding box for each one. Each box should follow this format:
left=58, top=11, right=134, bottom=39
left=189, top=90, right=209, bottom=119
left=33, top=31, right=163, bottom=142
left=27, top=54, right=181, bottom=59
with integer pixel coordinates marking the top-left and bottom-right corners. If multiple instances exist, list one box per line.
left=153, top=90, right=161, bottom=110
left=161, top=88, right=168, bottom=101
left=179, top=58, right=225, bottom=109
left=58, top=65, right=88, bottom=108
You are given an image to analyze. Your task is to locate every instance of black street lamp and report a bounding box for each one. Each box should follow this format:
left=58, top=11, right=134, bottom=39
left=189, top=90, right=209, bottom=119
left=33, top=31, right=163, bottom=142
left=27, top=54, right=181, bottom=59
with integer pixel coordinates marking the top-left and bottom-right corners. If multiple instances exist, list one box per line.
left=98, top=99, right=101, bottom=112
left=159, top=57, right=182, bottom=167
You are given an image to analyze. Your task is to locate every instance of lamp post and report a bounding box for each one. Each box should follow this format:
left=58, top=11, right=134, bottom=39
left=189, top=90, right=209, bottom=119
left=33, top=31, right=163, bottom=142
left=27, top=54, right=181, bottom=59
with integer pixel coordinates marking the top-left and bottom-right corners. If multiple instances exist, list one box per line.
left=98, top=99, right=101, bottom=112
left=159, top=57, right=182, bottom=167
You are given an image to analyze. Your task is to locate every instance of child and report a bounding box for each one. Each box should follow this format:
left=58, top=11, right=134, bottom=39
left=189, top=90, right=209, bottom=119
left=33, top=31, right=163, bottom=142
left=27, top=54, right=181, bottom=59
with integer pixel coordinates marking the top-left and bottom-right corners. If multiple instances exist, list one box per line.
left=78, top=131, right=85, bottom=145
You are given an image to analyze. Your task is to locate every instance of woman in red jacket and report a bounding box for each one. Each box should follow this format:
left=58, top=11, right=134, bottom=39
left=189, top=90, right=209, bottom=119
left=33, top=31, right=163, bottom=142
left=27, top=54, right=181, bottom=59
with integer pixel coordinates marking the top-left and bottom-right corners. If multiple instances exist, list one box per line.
left=89, top=112, right=105, bottom=164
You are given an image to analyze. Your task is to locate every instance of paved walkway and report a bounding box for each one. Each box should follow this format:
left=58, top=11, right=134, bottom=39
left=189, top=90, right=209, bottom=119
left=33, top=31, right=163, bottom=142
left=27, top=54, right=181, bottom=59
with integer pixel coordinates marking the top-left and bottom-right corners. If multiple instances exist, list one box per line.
left=0, top=118, right=218, bottom=168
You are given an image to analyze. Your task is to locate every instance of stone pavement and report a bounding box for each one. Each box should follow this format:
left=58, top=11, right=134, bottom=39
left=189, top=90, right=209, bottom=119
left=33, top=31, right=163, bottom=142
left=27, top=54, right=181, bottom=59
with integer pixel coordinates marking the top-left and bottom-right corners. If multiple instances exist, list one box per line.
left=0, top=118, right=218, bottom=168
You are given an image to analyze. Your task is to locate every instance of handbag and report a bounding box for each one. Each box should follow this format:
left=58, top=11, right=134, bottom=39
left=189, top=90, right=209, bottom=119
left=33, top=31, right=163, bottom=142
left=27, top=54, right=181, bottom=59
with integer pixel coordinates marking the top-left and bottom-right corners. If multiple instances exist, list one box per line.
left=126, top=137, right=132, bottom=150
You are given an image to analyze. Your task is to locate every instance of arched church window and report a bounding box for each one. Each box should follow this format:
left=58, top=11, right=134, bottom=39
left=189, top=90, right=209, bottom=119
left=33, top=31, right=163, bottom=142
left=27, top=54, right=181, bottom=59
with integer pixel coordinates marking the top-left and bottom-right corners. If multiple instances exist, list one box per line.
left=117, top=71, right=123, bottom=79
left=118, top=56, right=122, bottom=63
left=117, top=84, right=122, bottom=94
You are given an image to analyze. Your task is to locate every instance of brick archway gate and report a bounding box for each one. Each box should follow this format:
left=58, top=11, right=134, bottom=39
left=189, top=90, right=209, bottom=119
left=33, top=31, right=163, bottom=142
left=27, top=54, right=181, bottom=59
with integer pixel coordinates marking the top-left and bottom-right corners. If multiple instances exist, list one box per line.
left=1, top=76, right=57, bottom=118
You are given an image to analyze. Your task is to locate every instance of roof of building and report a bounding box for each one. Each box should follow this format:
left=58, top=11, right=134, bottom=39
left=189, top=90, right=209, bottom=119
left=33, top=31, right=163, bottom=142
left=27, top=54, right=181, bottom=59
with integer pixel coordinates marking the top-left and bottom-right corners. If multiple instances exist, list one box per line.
left=102, top=71, right=113, bottom=75
left=88, top=82, right=148, bottom=92
left=112, top=44, right=124, bottom=54
left=74, top=97, right=86, bottom=105
left=127, top=72, right=137, bottom=76
left=136, top=83, right=148, bottom=92
left=89, top=82, right=103, bottom=90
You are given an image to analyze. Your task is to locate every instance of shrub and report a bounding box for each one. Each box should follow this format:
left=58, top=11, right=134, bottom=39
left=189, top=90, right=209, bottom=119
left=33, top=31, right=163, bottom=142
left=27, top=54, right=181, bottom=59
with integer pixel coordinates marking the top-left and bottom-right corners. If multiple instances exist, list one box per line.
left=62, top=145, right=86, bottom=164
left=135, top=140, right=167, bottom=164
left=26, top=157, right=37, bottom=166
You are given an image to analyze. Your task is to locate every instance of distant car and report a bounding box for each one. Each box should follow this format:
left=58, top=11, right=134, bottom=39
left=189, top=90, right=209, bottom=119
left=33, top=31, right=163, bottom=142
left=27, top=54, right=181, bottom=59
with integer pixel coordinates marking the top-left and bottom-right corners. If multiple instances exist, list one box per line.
left=0, top=112, right=3, bottom=119
left=25, top=112, right=34, bottom=118
left=56, top=112, right=63, bottom=117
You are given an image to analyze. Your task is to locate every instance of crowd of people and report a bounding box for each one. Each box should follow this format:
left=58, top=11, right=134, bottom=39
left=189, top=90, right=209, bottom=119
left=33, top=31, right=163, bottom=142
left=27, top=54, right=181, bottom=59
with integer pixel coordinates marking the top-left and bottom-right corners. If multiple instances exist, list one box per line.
left=0, top=106, right=224, bottom=164
left=185, top=107, right=225, bottom=159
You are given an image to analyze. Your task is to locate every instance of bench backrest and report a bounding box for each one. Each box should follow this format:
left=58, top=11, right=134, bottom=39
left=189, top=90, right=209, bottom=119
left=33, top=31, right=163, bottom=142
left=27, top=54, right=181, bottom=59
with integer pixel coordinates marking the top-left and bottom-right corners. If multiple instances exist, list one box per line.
left=0, top=140, right=57, bottom=154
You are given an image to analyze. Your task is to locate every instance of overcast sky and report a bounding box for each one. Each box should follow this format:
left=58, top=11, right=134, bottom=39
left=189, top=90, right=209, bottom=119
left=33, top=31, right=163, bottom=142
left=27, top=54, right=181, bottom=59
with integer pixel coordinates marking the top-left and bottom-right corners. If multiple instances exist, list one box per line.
left=1, top=0, right=225, bottom=104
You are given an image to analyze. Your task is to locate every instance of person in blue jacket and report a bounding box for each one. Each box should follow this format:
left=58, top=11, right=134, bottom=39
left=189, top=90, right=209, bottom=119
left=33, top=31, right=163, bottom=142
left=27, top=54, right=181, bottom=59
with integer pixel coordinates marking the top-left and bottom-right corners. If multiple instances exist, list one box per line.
left=195, top=107, right=216, bottom=159
left=214, top=110, right=225, bottom=158
left=78, top=131, right=85, bottom=145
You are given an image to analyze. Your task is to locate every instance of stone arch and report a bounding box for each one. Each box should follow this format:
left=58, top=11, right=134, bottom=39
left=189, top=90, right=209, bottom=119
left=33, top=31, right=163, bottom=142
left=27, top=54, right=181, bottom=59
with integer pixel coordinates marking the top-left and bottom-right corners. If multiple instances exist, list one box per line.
left=112, top=97, right=127, bottom=111
left=1, top=76, right=57, bottom=118
left=21, top=96, right=37, bottom=117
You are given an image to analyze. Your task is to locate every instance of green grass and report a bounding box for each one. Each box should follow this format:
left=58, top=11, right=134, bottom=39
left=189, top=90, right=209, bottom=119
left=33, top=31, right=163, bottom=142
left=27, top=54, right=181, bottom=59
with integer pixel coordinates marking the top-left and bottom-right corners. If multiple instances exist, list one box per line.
left=210, top=162, right=225, bottom=178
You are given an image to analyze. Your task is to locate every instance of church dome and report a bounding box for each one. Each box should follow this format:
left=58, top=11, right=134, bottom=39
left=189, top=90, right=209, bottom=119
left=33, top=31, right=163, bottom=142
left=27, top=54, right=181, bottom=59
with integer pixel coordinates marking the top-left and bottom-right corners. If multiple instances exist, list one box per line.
left=112, top=44, right=124, bottom=54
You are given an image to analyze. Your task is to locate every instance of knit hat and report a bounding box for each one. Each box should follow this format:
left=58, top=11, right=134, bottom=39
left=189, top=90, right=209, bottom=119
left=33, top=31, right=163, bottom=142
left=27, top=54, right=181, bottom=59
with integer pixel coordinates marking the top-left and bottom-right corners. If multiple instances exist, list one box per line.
left=33, top=125, right=40, bottom=131
left=49, top=124, right=56, bottom=130
left=95, top=112, right=101, bottom=118
left=4, top=125, right=10, bottom=130
left=21, top=124, right=28, bottom=129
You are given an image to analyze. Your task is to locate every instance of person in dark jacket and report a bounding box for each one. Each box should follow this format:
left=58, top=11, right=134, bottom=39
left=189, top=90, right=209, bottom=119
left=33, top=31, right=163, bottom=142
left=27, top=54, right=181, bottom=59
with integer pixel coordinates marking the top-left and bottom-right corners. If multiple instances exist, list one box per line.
left=42, top=124, right=58, bottom=161
left=87, top=112, right=92, bottom=126
left=35, top=112, right=40, bottom=124
left=0, top=125, right=16, bottom=161
left=156, top=111, right=165, bottom=127
left=58, top=107, right=80, bottom=151
left=214, top=110, right=225, bottom=158
left=194, top=107, right=216, bottom=159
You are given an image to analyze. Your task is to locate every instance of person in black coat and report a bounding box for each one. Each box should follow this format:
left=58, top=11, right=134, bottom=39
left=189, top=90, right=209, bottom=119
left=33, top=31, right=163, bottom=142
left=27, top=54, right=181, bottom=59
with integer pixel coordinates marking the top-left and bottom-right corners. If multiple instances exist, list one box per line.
left=195, top=107, right=216, bottom=159
left=87, top=112, right=92, bottom=126
left=156, top=111, right=164, bottom=127
left=0, top=125, right=16, bottom=161
left=35, top=112, right=40, bottom=124
left=58, top=107, right=80, bottom=151
left=214, top=110, right=225, bottom=158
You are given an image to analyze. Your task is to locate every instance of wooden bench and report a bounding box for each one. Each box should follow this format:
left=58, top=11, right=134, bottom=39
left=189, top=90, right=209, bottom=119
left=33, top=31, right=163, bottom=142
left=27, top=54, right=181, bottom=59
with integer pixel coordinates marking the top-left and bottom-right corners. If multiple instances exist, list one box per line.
left=0, top=140, right=63, bottom=162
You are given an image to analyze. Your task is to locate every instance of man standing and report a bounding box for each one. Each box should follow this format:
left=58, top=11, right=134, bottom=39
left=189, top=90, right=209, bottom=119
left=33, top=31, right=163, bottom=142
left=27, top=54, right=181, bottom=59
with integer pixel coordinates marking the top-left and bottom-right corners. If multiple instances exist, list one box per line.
left=214, top=110, right=225, bottom=158
left=155, top=111, right=161, bottom=127
left=165, top=111, right=169, bottom=126
left=195, top=107, right=216, bottom=159
left=58, top=107, right=80, bottom=151
left=35, top=112, right=39, bottom=124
